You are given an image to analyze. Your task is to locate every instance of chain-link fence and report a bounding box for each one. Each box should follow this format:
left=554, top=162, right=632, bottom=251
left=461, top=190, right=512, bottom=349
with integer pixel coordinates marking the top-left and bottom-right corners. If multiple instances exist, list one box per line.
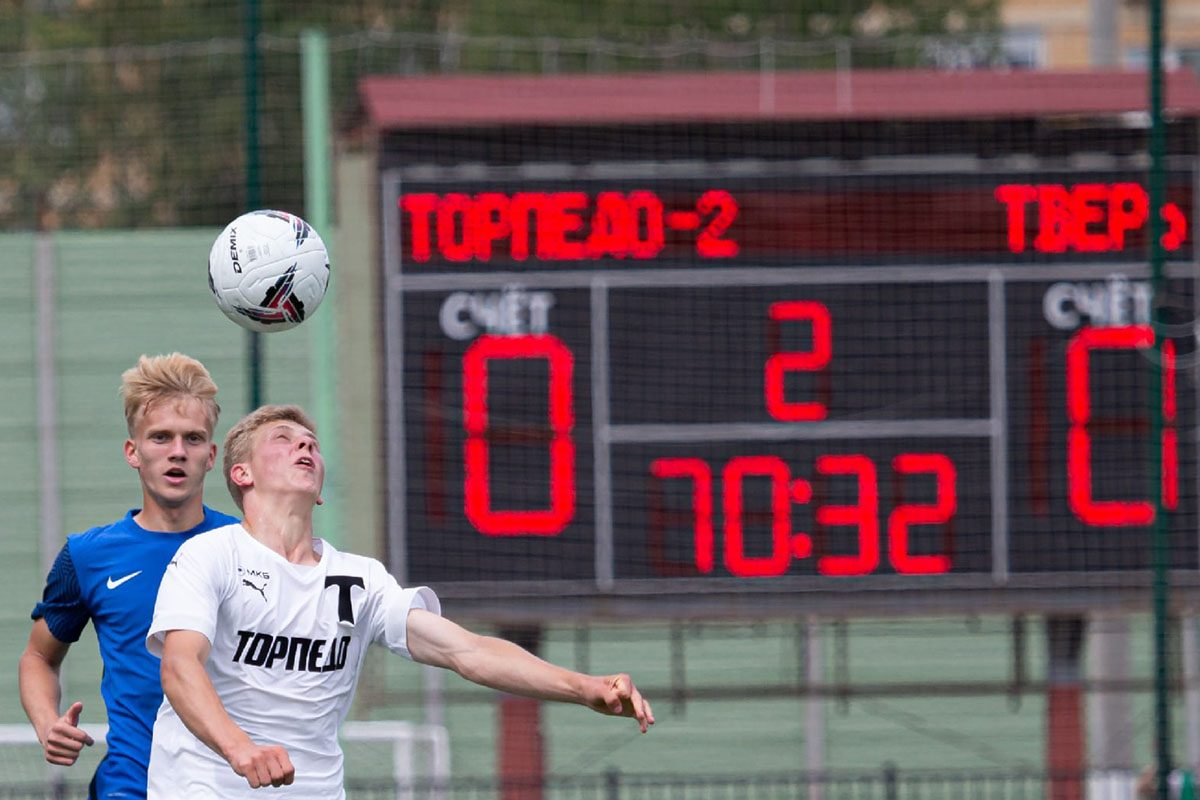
left=2, top=0, right=1196, bottom=793
left=0, top=25, right=1032, bottom=232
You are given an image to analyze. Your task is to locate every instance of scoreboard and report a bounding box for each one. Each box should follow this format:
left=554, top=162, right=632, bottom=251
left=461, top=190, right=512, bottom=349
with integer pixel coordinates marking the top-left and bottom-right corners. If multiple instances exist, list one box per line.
left=381, top=161, right=1200, bottom=618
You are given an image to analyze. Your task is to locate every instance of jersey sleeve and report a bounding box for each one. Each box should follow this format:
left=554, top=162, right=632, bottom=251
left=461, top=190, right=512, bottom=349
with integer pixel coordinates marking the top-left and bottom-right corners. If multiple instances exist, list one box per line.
left=31, top=543, right=89, bottom=643
left=146, top=535, right=231, bottom=657
left=367, top=560, right=441, bottom=660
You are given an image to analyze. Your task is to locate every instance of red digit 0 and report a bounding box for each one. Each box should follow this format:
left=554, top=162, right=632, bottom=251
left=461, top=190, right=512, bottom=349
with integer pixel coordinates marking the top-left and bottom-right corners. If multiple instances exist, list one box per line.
left=1066, top=325, right=1176, bottom=526
left=815, top=455, right=879, bottom=576
left=764, top=301, right=832, bottom=421
left=721, top=456, right=793, bottom=577
left=888, top=454, right=956, bottom=575
left=462, top=334, right=575, bottom=535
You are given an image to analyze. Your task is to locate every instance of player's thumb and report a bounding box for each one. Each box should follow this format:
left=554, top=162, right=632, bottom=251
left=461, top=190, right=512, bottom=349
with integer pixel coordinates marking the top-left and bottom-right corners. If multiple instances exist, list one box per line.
left=65, top=702, right=94, bottom=745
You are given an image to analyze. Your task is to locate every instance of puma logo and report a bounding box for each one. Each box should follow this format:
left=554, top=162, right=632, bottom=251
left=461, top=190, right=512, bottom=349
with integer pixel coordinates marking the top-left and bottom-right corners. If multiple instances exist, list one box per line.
left=242, top=578, right=267, bottom=601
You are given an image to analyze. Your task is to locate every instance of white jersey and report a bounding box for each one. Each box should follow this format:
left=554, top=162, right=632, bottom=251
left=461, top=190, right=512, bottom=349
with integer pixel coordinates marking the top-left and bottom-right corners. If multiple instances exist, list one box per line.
left=145, top=523, right=439, bottom=800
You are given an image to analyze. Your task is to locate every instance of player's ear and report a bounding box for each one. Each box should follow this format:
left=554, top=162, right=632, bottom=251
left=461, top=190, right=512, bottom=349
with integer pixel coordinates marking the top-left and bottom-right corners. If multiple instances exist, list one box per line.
left=124, top=439, right=140, bottom=470
left=230, top=462, right=253, bottom=490
left=315, top=495, right=325, bottom=506
left=205, top=443, right=217, bottom=472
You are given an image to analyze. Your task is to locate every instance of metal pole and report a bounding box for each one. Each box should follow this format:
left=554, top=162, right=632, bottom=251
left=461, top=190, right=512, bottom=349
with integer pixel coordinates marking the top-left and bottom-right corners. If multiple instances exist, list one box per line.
left=1088, top=614, right=1134, bottom=773
left=34, top=234, right=59, bottom=580
left=1147, top=1, right=1173, bottom=797
left=805, top=617, right=825, bottom=800
left=1183, top=613, right=1200, bottom=771
left=34, top=233, right=68, bottom=799
left=242, top=0, right=263, bottom=409
left=301, top=28, right=339, bottom=545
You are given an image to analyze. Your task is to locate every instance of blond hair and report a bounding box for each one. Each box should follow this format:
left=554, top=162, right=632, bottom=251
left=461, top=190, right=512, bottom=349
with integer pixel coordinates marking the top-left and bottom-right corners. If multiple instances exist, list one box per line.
left=222, top=404, right=318, bottom=511
left=120, top=353, right=220, bottom=436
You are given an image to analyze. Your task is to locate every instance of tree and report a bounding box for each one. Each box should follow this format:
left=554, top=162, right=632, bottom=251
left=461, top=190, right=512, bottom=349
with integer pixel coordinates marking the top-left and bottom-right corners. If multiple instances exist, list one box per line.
left=0, top=0, right=1001, bottom=230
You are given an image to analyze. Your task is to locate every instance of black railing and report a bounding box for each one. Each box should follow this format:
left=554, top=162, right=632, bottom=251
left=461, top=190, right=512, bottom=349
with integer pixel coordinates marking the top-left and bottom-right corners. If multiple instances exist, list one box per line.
left=350, top=769, right=1122, bottom=800
left=0, top=769, right=1131, bottom=800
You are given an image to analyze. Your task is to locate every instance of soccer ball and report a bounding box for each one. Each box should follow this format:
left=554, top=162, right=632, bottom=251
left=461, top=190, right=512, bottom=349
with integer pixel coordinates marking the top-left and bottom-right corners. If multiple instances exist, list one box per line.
left=208, top=210, right=330, bottom=333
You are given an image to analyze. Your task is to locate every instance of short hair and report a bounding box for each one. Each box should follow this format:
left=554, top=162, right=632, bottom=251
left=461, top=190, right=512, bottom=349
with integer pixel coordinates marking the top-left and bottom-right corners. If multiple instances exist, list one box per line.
left=120, top=353, right=220, bottom=436
left=223, top=404, right=318, bottom=511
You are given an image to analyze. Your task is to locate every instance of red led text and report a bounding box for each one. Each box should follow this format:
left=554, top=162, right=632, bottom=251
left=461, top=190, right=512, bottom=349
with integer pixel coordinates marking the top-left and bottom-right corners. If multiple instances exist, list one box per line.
left=1066, top=325, right=1177, bottom=526
left=765, top=301, right=832, bottom=421
left=995, top=182, right=1186, bottom=254
left=401, top=190, right=739, bottom=263
left=463, top=334, right=575, bottom=535
left=649, top=453, right=957, bottom=578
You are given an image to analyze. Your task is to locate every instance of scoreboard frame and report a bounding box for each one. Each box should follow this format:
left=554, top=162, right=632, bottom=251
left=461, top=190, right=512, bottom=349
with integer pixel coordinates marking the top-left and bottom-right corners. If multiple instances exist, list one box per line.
left=380, top=157, right=1200, bottom=621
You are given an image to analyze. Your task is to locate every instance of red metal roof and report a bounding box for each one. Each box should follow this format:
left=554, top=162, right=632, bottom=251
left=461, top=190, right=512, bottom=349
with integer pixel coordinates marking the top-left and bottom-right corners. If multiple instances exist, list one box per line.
left=357, top=68, right=1200, bottom=129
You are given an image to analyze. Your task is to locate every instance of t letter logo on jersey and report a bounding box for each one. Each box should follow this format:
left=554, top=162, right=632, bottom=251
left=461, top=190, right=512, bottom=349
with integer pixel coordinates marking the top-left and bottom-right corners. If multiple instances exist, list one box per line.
left=324, top=576, right=365, bottom=626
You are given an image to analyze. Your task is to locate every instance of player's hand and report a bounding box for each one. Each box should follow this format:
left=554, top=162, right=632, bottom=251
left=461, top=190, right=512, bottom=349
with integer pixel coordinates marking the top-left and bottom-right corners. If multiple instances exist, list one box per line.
left=588, top=673, right=655, bottom=733
left=227, top=742, right=295, bottom=789
left=40, top=701, right=94, bottom=765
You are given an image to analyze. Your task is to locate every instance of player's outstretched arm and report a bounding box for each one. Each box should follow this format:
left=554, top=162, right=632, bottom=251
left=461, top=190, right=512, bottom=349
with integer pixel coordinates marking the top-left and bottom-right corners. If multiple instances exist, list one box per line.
left=160, top=629, right=295, bottom=789
left=405, top=609, right=654, bottom=732
left=18, top=619, right=94, bottom=765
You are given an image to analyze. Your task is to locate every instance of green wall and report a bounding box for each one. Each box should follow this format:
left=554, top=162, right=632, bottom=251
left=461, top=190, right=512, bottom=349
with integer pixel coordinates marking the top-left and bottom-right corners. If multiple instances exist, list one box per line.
left=0, top=228, right=314, bottom=740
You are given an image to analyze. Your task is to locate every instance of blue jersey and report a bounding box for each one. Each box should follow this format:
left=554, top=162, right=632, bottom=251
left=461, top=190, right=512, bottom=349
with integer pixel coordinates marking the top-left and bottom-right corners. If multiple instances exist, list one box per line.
left=32, top=506, right=238, bottom=800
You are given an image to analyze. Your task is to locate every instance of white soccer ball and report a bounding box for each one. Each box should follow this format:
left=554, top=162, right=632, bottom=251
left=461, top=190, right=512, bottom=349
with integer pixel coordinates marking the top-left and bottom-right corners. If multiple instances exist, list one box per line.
left=208, top=210, right=330, bottom=333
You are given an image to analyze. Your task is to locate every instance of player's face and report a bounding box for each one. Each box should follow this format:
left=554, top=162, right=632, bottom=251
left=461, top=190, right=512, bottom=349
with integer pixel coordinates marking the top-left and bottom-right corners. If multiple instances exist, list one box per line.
left=247, top=420, right=325, bottom=503
left=124, top=397, right=216, bottom=510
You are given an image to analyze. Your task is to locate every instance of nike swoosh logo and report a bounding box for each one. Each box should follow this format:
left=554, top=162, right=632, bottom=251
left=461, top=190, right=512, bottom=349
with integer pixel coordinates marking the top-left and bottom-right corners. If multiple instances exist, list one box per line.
left=106, top=571, right=143, bottom=590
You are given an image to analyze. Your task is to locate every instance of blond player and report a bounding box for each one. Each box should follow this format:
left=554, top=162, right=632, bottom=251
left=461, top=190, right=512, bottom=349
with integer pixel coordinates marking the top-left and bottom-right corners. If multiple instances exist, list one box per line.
left=146, top=404, right=652, bottom=798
